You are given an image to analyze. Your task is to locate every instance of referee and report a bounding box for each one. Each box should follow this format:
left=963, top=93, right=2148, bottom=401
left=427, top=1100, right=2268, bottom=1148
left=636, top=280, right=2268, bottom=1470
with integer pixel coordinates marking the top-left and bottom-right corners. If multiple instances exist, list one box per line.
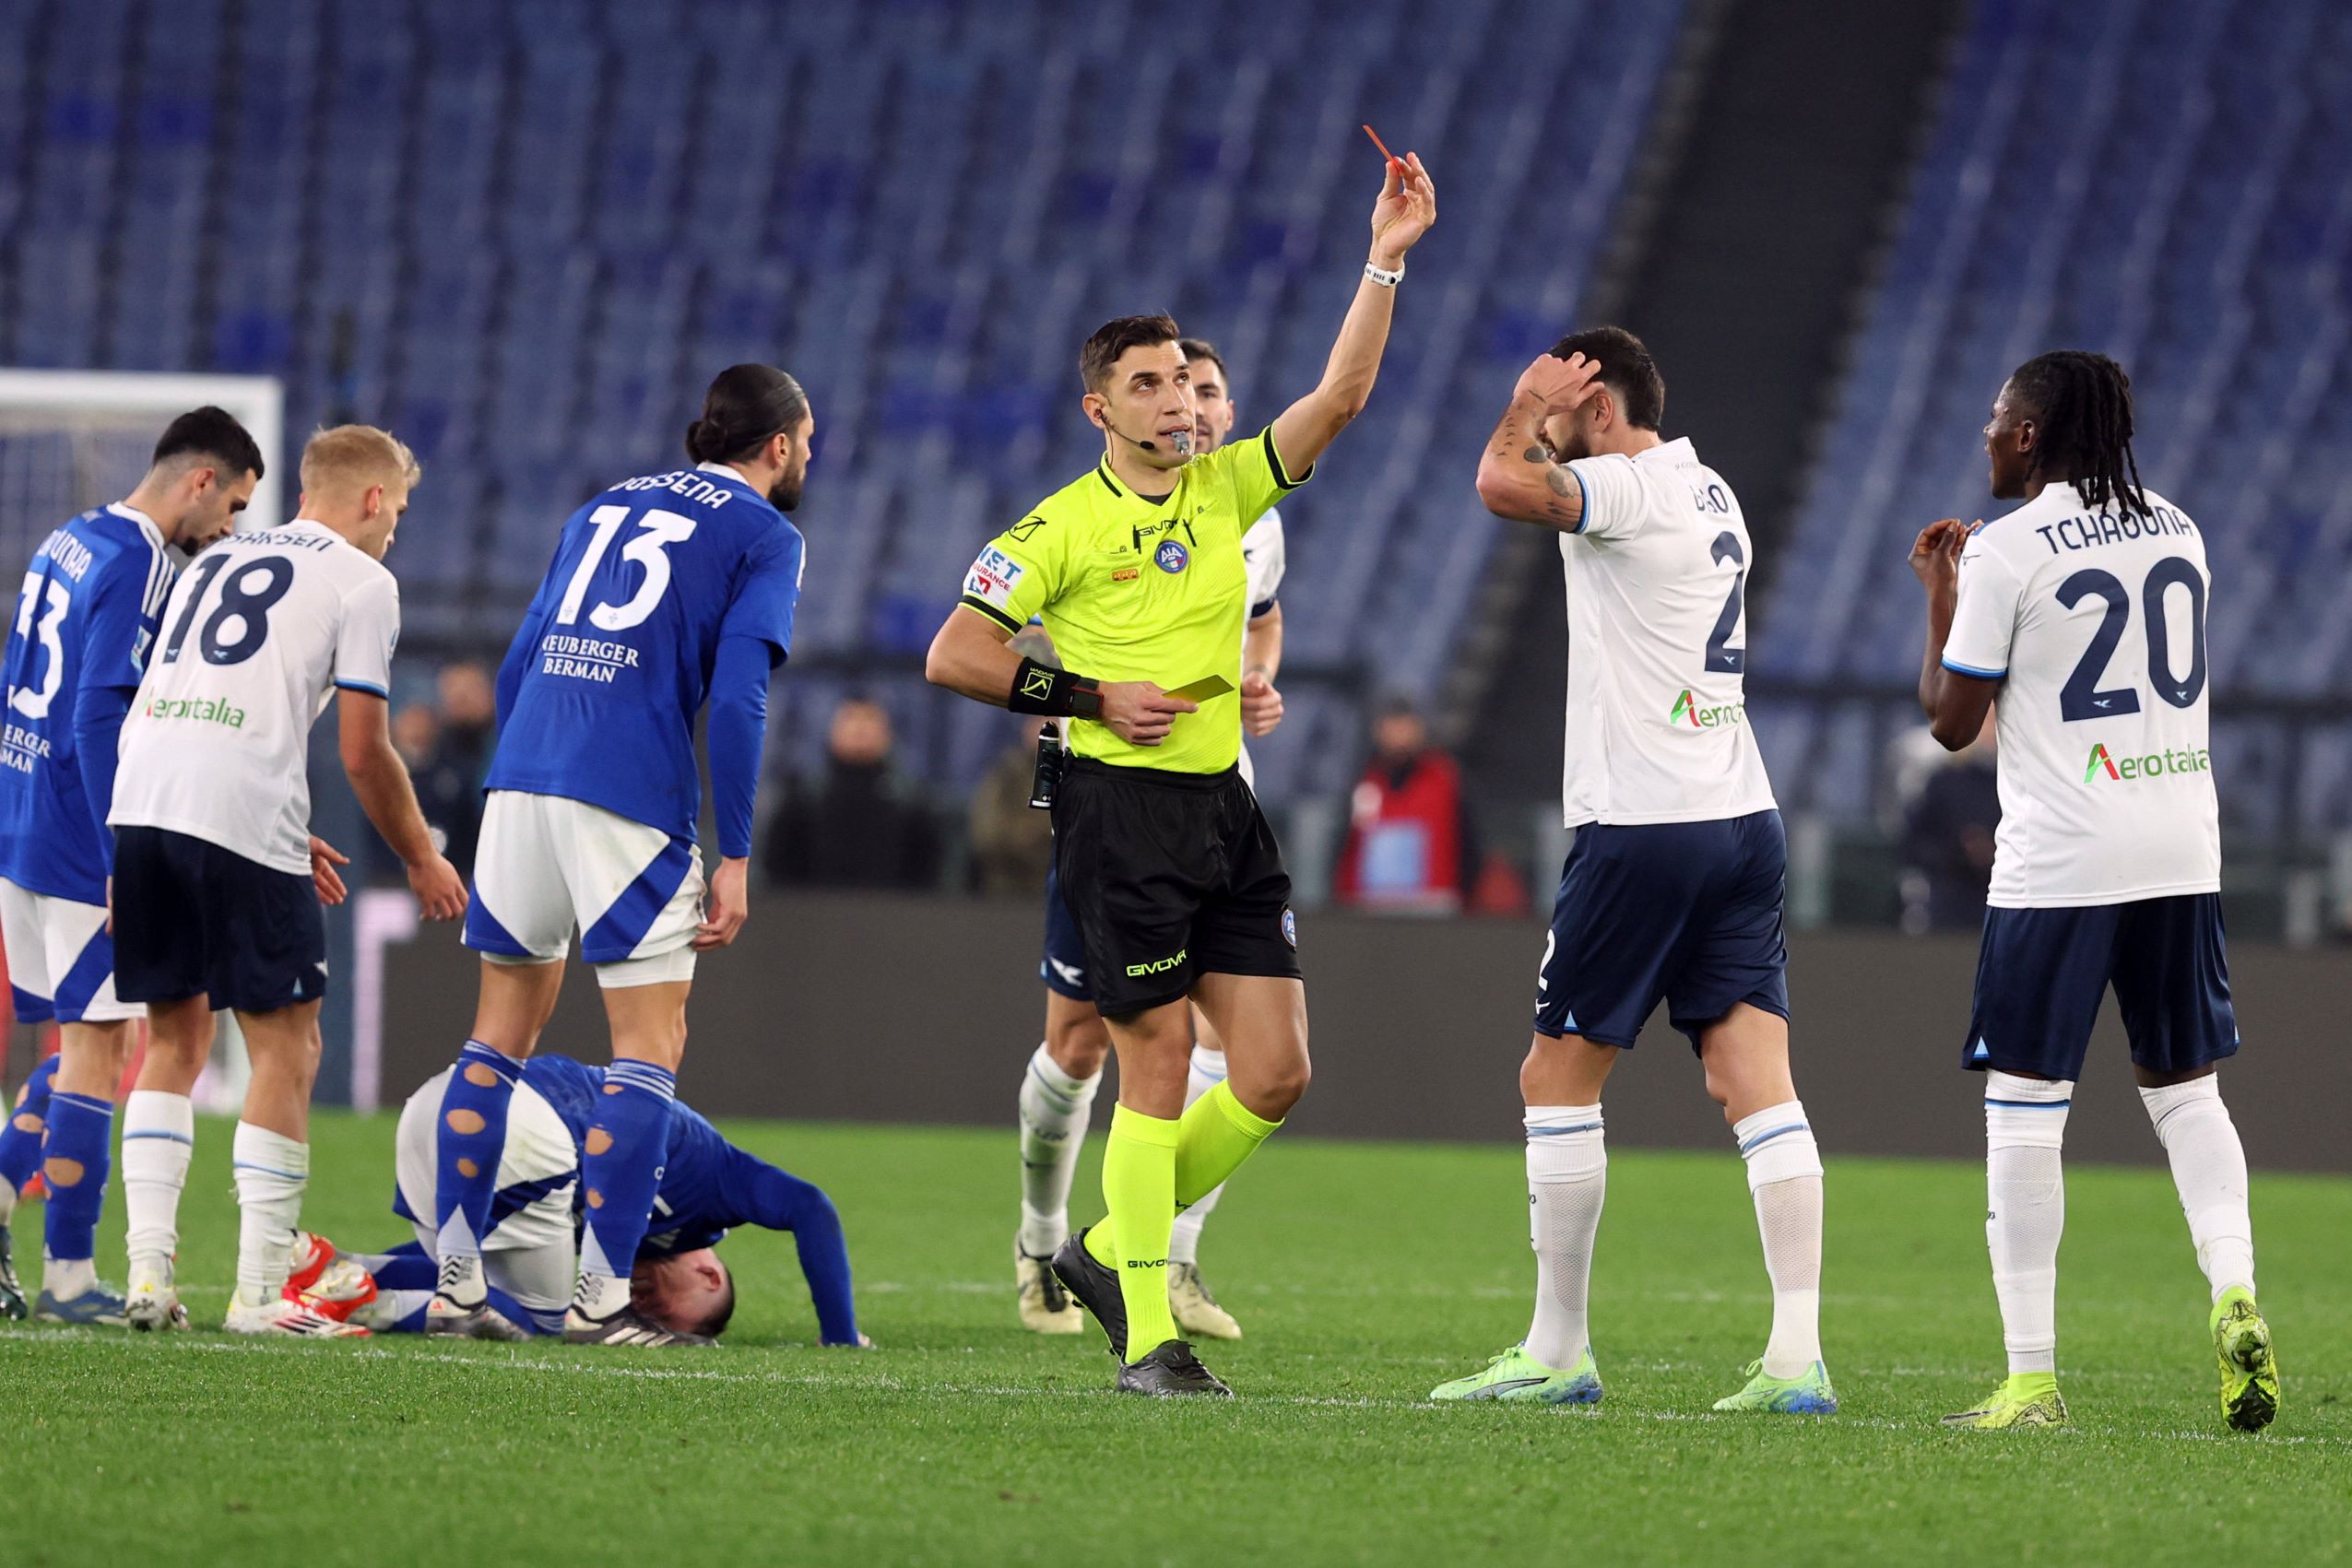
left=926, top=150, right=1436, bottom=1396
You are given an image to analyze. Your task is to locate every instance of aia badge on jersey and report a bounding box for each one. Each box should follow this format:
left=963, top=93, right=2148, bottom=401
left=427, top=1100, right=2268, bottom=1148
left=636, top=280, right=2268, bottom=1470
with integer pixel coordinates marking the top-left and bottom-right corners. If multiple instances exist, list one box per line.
left=1281, top=907, right=1298, bottom=949
left=965, top=547, right=1026, bottom=612
left=1155, top=538, right=1189, bottom=574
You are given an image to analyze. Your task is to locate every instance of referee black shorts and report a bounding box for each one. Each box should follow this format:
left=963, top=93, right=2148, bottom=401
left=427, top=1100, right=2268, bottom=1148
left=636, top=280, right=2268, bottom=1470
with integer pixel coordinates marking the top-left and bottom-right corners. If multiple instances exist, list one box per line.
left=1051, top=756, right=1300, bottom=1019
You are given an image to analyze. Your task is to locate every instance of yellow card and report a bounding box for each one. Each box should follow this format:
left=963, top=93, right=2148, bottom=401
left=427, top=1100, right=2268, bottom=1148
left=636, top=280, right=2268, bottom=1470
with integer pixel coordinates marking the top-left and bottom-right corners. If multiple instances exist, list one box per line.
left=1165, top=675, right=1235, bottom=701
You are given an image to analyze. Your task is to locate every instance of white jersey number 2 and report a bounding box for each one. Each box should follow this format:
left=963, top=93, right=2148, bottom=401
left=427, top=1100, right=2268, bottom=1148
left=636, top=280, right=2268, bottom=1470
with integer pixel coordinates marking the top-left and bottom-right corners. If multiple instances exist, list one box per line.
left=555, top=505, right=699, bottom=633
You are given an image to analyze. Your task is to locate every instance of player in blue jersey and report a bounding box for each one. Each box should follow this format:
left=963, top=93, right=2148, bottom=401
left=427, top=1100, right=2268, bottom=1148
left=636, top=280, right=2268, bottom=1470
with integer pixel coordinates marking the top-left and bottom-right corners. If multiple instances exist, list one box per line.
left=332, top=1054, right=859, bottom=1346
left=0, top=407, right=261, bottom=1325
left=427, top=365, right=813, bottom=1348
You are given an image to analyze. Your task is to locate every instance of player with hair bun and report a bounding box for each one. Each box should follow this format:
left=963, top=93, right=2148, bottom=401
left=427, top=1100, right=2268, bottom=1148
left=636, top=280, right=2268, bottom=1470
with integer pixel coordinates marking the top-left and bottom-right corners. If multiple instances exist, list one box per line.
left=425, top=364, right=812, bottom=1348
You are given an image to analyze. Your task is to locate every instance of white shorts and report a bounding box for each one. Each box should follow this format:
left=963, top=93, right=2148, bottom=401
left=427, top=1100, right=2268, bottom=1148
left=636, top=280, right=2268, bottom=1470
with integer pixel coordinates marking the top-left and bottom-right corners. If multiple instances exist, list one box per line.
left=0, top=878, right=142, bottom=1025
left=462, top=791, right=703, bottom=988
left=395, top=1067, right=580, bottom=1272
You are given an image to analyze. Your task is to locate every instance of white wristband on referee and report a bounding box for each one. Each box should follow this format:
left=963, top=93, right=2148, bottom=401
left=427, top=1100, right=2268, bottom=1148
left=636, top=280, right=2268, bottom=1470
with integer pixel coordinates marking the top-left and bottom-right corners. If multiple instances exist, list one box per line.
left=1364, top=259, right=1404, bottom=288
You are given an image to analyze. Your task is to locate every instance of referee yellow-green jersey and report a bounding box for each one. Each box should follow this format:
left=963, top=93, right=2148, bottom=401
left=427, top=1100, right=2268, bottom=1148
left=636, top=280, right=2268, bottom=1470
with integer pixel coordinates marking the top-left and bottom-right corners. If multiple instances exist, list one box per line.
left=958, top=426, right=1310, bottom=775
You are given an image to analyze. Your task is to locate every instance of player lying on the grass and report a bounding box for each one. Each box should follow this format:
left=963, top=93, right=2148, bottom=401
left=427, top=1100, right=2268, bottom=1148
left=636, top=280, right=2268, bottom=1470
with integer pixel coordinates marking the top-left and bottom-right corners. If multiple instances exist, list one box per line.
left=928, top=147, right=1435, bottom=1397
left=1910, top=350, right=2277, bottom=1433
left=0, top=407, right=260, bottom=1326
left=337, top=1052, right=859, bottom=1344
left=1431, top=329, right=1836, bottom=1415
left=108, top=424, right=467, bottom=1338
left=1015, top=337, right=1288, bottom=1343
left=426, top=365, right=810, bottom=1350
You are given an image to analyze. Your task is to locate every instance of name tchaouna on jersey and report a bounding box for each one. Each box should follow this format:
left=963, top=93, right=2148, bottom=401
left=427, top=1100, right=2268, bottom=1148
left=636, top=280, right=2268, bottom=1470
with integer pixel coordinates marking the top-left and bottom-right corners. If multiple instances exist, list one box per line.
left=1669, top=689, right=1746, bottom=729
left=143, top=694, right=247, bottom=729
left=2084, top=742, right=2212, bottom=784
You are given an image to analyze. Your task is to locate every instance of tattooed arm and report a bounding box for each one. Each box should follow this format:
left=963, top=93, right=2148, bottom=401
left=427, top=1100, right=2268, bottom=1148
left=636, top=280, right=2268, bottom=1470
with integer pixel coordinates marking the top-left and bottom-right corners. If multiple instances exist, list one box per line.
left=1473, top=352, right=1604, bottom=533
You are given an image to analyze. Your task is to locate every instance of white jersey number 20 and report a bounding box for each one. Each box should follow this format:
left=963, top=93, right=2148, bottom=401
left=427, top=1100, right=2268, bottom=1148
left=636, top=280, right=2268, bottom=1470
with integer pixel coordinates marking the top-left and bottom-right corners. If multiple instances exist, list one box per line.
left=555, top=505, right=699, bottom=633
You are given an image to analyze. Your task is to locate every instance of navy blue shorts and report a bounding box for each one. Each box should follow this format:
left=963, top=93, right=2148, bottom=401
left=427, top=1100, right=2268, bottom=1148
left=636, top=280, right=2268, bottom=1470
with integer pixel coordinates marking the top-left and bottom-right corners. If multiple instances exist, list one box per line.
left=1534, top=809, right=1790, bottom=1050
left=1964, top=893, right=2237, bottom=1081
left=112, top=827, right=327, bottom=1014
left=1040, top=857, right=1091, bottom=1001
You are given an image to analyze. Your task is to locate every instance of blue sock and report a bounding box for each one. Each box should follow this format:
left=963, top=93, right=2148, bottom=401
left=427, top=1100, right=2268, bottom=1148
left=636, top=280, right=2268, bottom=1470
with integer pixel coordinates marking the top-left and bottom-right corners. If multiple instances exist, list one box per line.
left=433, top=1042, right=524, bottom=1268
left=577, top=1060, right=677, bottom=1293
left=41, top=1091, right=114, bottom=1263
left=0, top=1056, right=59, bottom=1203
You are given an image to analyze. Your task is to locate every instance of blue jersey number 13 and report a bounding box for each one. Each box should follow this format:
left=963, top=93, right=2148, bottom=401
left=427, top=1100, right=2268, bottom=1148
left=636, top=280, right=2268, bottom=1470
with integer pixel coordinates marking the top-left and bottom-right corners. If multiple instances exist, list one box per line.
left=556, top=505, right=700, bottom=633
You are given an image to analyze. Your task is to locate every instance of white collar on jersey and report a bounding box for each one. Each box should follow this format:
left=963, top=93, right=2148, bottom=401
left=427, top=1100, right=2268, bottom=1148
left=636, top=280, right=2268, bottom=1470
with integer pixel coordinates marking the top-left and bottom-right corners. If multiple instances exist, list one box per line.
left=694, top=461, right=756, bottom=488
left=105, top=501, right=166, bottom=552
left=1630, top=436, right=1696, bottom=466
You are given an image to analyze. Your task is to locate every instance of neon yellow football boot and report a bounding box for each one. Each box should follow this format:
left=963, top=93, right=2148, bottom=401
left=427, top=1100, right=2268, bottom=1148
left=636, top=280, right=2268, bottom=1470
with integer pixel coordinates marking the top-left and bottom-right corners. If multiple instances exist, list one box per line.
left=1429, top=1344, right=1602, bottom=1405
left=2211, top=1286, right=2279, bottom=1433
left=1713, top=1359, right=1838, bottom=1413
left=1940, top=1372, right=2068, bottom=1429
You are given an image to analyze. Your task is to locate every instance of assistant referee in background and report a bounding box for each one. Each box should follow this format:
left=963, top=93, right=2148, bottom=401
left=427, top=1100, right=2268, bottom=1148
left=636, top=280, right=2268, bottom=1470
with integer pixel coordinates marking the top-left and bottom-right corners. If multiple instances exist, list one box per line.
left=927, top=150, right=1436, bottom=1397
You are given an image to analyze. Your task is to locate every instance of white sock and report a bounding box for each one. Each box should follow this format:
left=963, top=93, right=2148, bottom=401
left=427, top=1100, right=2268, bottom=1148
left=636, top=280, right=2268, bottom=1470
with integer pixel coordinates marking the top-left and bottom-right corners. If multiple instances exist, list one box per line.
left=1984, top=1071, right=2071, bottom=1375
left=230, top=1122, right=308, bottom=1306
left=575, top=1269, right=632, bottom=1320
left=2140, top=1076, right=2255, bottom=1303
left=1522, top=1104, right=1605, bottom=1371
left=1017, top=1043, right=1100, bottom=1256
left=121, top=1091, right=196, bottom=1269
left=43, top=1255, right=97, bottom=1299
left=1733, top=1100, right=1825, bottom=1378
left=0, top=1174, right=16, bottom=1225
left=1167, top=1045, right=1226, bottom=1266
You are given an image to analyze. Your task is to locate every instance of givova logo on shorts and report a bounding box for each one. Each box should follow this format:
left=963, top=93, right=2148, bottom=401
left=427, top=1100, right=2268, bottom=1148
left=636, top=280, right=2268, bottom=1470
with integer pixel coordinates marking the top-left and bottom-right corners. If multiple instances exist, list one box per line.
left=2084, top=742, right=2211, bottom=784
left=1124, top=948, right=1188, bottom=978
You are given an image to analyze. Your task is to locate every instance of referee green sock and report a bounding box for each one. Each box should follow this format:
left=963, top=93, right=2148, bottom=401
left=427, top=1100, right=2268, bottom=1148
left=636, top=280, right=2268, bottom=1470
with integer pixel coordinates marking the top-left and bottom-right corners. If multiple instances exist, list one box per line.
left=1094, top=1104, right=1179, bottom=1361
left=1176, top=1079, right=1282, bottom=1198
left=1083, top=1083, right=1280, bottom=1270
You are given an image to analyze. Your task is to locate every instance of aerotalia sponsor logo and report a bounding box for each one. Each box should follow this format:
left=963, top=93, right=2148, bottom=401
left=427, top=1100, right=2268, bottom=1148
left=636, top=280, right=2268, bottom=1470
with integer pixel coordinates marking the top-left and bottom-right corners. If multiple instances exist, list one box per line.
left=2084, top=742, right=2210, bottom=784
left=144, top=694, right=247, bottom=728
left=1668, top=689, right=1745, bottom=729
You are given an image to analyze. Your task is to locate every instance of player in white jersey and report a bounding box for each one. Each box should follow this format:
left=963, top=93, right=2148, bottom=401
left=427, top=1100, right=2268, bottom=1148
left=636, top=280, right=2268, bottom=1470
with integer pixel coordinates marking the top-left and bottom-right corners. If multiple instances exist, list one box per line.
left=1430, top=327, right=1836, bottom=1414
left=109, top=425, right=467, bottom=1337
left=1015, top=338, right=1285, bottom=1339
left=1911, top=350, right=2276, bottom=1433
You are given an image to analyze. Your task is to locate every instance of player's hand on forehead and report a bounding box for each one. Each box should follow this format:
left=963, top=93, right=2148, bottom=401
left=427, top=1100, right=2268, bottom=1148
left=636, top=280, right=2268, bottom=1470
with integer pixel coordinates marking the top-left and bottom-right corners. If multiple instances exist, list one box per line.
left=1514, top=351, right=1603, bottom=415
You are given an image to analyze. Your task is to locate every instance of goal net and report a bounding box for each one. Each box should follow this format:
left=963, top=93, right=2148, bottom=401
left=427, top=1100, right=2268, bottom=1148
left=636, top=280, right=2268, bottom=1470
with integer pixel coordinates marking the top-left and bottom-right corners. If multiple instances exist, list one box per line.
left=0, top=369, right=286, bottom=585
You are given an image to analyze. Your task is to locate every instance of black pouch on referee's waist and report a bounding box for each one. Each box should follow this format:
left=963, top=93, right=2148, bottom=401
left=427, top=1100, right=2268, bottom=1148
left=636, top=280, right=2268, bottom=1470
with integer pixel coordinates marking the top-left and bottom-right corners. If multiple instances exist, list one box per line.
left=1028, top=721, right=1068, bottom=810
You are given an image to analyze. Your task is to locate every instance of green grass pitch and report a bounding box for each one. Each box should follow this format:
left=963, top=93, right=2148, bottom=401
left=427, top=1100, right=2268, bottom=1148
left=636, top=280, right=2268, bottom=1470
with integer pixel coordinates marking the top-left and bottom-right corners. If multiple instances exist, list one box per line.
left=3, top=1113, right=2346, bottom=1565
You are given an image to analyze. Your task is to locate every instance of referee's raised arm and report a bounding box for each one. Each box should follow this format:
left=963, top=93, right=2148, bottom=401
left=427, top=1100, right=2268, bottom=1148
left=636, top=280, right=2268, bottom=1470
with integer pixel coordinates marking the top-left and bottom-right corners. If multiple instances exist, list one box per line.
left=1267, top=149, right=1436, bottom=475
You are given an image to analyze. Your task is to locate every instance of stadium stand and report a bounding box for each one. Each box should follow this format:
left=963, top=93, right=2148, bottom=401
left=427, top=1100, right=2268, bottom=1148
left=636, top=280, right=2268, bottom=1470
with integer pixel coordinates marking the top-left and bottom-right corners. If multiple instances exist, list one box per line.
left=1764, top=0, right=2352, bottom=848
left=0, top=0, right=1684, bottom=800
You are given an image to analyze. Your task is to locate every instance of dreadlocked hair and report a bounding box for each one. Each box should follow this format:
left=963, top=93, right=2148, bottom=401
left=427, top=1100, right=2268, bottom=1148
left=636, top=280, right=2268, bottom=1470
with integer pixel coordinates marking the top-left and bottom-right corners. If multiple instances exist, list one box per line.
left=2008, top=350, right=2150, bottom=517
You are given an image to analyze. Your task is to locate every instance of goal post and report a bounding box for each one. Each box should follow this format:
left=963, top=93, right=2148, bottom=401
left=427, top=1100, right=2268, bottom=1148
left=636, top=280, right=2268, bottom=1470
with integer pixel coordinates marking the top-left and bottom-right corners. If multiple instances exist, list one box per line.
left=0, top=369, right=287, bottom=581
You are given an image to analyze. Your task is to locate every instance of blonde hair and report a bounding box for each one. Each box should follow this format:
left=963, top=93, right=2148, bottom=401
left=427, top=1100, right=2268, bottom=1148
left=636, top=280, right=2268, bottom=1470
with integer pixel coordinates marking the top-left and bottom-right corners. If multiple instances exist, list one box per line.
left=300, top=424, right=421, bottom=496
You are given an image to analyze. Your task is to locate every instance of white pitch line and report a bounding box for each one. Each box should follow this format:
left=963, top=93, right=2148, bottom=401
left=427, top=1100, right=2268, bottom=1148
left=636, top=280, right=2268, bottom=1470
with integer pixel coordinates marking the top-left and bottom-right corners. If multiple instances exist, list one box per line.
left=0, top=1328, right=2340, bottom=1447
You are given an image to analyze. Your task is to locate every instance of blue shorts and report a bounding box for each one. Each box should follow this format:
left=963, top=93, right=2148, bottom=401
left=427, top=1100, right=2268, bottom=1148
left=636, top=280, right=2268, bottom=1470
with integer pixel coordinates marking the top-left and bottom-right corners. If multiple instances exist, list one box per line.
left=111, top=827, right=327, bottom=1014
left=1534, top=810, right=1790, bottom=1050
left=1039, top=858, right=1091, bottom=1001
left=1964, top=893, right=2238, bottom=1080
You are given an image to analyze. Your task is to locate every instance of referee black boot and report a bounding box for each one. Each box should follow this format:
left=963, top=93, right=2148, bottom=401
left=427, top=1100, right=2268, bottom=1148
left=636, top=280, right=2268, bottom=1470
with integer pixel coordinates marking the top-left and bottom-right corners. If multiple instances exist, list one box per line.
left=1117, top=1338, right=1234, bottom=1397
left=1050, top=1226, right=1127, bottom=1358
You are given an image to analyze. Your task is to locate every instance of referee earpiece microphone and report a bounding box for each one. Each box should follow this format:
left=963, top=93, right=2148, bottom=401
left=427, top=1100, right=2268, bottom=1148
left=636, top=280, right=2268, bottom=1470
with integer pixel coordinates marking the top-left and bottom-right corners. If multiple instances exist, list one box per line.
left=1098, top=411, right=1158, bottom=453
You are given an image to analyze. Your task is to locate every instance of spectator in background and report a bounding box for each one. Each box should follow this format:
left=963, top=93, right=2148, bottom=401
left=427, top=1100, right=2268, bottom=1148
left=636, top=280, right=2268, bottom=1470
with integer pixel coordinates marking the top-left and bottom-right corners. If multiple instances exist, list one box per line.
left=1897, top=703, right=2000, bottom=934
left=765, top=697, right=942, bottom=890
left=365, top=701, right=486, bottom=885
left=436, top=661, right=497, bottom=786
left=968, top=715, right=1056, bottom=897
left=1334, top=699, right=1477, bottom=915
